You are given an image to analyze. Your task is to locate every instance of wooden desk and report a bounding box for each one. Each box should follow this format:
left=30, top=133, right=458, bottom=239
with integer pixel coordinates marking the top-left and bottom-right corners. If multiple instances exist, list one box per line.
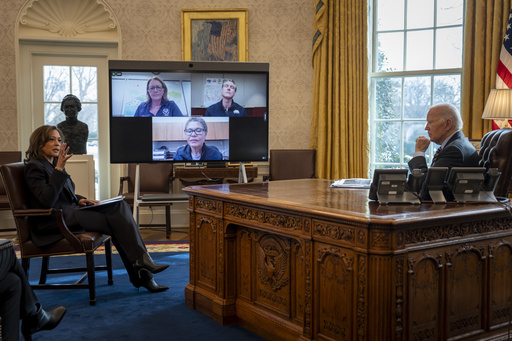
left=174, top=166, right=258, bottom=185
left=183, top=179, right=512, bottom=341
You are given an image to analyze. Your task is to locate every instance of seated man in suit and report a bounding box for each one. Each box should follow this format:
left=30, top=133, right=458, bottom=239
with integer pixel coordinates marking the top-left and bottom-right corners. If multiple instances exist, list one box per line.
left=408, top=103, right=481, bottom=200
left=0, top=239, right=66, bottom=340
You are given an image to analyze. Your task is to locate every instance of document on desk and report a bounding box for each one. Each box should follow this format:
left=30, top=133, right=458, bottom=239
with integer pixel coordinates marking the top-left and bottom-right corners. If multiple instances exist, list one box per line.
left=79, top=195, right=125, bottom=209
left=330, top=178, right=371, bottom=189
left=0, top=238, right=13, bottom=249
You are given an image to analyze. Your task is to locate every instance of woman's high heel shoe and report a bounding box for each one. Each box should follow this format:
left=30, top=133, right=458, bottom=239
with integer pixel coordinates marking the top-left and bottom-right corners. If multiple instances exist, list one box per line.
left=138, top=278, right=169, bottom=293
left=134, top=253, right=169, bottom=275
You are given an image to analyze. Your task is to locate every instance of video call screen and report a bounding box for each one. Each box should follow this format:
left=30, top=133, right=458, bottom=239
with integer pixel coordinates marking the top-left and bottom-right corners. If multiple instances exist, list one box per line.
left=108, top=60, right=269, bottom=164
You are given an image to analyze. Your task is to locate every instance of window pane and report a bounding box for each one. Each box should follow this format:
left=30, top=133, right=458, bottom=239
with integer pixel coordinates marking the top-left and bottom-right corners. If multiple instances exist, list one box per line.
left=44, top=103, right=61, bottom=126
left=407, top=0, right=434, bottom=29
left=72, top=66, right=98, bottom=102
left=437, top=0, right=463, bottom=26
left=375, top=77, right=402, bottom=119
left=403, top=121, right=428, bottom=163
left=43, top=66, right=70, bottom=102
left=406, top=30, right=433, bottom=70
left=375, top=121, right=401, bottom=163
left=377, top=0, right=404, bottom=31
left=433, top=75, right=460, bottom=107
left=403, top=76, right=431, bottom=119
left=80, top=104, right=98, bottom=138
left=435, top=27, right=462, bottom=69
left=377, top=32, right=404, bottom=72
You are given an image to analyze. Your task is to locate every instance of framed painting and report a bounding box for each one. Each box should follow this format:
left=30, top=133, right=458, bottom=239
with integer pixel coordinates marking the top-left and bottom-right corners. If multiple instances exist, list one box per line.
left=181, top=9, right=248, bottom=62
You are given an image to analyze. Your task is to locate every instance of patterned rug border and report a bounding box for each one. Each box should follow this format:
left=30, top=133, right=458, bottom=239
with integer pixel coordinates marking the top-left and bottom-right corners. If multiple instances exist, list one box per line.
left=14, top=241, right=189, bottom=258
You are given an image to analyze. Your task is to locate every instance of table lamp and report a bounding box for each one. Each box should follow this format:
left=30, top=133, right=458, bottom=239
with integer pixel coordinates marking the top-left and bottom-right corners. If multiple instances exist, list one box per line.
left=481, top=88, right=512, bottom=129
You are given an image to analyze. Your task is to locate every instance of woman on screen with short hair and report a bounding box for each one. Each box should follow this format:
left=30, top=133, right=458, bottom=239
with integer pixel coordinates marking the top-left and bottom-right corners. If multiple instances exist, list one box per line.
left=24, top=125, right=169, bottom=293
left=134, top=76, right=183, bottom=117
left=173, top=117, right=223, bottom=161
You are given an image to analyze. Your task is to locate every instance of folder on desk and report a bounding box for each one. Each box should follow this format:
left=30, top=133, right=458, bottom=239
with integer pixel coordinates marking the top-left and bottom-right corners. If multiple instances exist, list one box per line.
left=141, top=193, right=188, bottom=201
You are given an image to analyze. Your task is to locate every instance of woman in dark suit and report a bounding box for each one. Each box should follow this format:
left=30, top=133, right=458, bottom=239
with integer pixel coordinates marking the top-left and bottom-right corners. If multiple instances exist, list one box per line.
left=24, top=125, right=169, bottom=293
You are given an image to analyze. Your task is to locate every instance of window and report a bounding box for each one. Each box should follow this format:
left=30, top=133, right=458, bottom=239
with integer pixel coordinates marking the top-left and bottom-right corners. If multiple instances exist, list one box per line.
left=370, top=0, right=464, bottom=172
left=43, top=65, right=99, bottom=197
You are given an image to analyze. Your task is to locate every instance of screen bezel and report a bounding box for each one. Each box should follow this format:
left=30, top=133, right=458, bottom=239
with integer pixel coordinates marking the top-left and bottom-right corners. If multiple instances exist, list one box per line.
left=424, top=167, right=448, bottom=191
left=369, top=169, right=408, bottom=200
left=108, top=60, right=270, bottom=164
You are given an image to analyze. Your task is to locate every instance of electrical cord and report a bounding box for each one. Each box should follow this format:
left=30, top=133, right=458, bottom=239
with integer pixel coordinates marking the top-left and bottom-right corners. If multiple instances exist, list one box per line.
left=195, top=164, right=232, bottom=183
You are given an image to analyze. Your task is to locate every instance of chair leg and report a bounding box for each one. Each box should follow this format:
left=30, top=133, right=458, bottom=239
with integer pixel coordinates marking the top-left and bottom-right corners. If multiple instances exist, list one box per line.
left=105, top=238, right=113, bottom=285
left=86, top=252, right=96, bottom=306
left=39, top=256, right=49, bottom=284
left=22, top=258, right=30, bottom=278
left=165, top=204, right=171, bottom=239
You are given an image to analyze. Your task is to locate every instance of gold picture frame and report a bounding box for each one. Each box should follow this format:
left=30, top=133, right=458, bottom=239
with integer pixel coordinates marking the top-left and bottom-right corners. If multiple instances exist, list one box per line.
left=181, top=9, right=248, bottom=62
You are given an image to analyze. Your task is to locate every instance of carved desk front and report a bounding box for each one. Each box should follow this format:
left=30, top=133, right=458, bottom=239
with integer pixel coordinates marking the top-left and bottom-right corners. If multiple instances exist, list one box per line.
left=183, top=179, right=512, bottom=341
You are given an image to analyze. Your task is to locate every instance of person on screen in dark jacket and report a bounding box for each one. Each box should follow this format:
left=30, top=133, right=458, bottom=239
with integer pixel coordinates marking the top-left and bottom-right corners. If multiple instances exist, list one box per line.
left=134, top=76, right=183, bottom=117
left=205, top=79, right=246, bottom=117
left=0, top=240, right=66, bottom=341
left=24, top=125, right=169, bottom=293
left=173, top=117, right=223, bottom=161
left=408, top=103, right=480, bottom=200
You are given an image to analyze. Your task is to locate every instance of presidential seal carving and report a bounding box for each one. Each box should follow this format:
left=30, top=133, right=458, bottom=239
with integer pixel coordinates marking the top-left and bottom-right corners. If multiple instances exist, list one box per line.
left=257, top=236, right=289, bottom=291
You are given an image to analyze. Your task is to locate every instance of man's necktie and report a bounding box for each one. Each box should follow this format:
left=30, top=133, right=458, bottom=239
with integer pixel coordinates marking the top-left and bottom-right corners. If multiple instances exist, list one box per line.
left=432, top=147, right=442, bottom=165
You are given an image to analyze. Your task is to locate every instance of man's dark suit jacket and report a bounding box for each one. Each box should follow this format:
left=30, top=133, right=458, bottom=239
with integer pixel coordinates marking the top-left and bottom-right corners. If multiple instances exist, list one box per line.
left=408, top=130, right=480, bottom=171
left=408, top=130, right=481, bottom=200
left=24, top=158, right=86, bottom=247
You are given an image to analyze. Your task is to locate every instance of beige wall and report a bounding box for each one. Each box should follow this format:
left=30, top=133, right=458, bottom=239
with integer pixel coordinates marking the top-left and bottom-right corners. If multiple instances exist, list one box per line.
left=0, top=0, right=314, bottom=152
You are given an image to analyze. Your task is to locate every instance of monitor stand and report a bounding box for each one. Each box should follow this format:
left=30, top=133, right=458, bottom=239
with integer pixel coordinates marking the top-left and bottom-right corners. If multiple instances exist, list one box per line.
left=453, top=191, right=498, bottom=203
left=238, top=162, right=248, bottom=183
left=377, top=191, right=421, bottom=205
left=132, top=163, right=141, bottom=221
left=429, top=190, right=447, bottom=204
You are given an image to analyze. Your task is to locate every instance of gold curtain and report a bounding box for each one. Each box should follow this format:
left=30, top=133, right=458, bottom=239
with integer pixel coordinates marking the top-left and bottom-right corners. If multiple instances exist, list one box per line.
left=462, top=0, right=512, bottom=139
left=311, top=0, right=368, bottom=180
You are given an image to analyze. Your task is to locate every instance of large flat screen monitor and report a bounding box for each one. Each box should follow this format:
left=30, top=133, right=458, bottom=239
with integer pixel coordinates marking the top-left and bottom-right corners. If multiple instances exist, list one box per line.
left=108, top=60, right=269, bottom=164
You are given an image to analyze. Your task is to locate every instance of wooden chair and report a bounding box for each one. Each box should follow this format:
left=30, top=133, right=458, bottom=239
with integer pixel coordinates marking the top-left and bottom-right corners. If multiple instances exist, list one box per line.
left=0, top=151, right=23, bottom=213
left=0, top=162, right=113, bottom=306
left=479, top=128, right=512, bottom=198
left=266, top=149, right=316, bottom=181
left=119, top=163, right=188, bottom=239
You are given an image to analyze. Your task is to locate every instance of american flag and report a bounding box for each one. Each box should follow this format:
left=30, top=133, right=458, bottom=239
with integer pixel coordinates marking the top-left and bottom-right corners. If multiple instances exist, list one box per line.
left=495, top=7, right=512, bottom=129
left=207, top=21, right=237, bottom=61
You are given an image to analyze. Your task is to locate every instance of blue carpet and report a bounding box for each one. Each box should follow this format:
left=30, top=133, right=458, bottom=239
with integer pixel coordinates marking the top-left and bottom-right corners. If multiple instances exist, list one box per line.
left=22, top=252, right=264, bottom=341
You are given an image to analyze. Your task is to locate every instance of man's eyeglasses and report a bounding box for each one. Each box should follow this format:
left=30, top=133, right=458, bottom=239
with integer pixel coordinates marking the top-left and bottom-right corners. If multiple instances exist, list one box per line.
left=184, top=128, right=205, bottom=136
left=149, top=86, right=163, bottom=92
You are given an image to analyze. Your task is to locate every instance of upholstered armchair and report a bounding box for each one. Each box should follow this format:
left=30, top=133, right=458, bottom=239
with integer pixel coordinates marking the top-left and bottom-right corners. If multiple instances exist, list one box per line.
left=266, top=149, right=316, bottom=181
left=1, top=162, right=113, bottom=305
left=479, top=128, right=512, bottom=198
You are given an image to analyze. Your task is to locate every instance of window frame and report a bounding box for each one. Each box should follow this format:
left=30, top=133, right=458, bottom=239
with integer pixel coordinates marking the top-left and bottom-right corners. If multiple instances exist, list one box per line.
left=369, top=0, right=465, bottom=173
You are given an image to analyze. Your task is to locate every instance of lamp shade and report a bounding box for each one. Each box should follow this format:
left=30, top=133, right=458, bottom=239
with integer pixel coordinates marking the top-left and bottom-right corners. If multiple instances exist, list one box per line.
left=482, top=89, right=512, bottom=119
